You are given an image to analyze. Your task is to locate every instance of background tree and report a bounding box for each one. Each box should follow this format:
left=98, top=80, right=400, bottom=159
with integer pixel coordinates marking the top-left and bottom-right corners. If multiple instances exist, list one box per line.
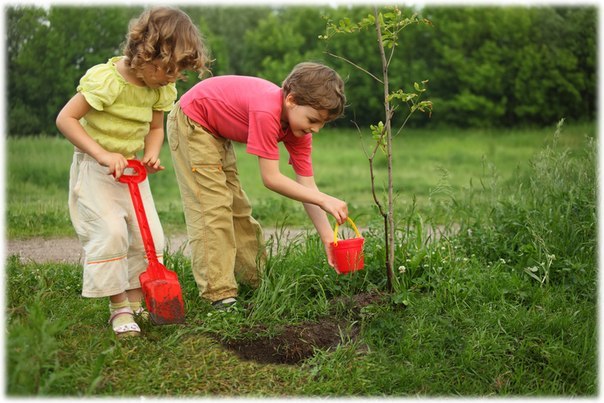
left=241, top=7, right=330, bottom=82
left=7, top=6, right=48, bottom=135
left=416, top=6, right=596, bottom=127
left=7, top=6, right=141, bottom=135
left=5, top=5, right=596, bottom=136
left=180, top=6, right=271, bottom=76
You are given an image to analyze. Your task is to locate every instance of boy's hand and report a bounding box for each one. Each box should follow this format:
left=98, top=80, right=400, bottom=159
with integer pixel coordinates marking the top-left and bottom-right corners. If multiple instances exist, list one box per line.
left=324, top=241, right=336, bottom=268
left=97, top=152, right=128, bottom=180
left=141, top=154, right=165, bottom=174
left=321, top=195, right=348, bottom=225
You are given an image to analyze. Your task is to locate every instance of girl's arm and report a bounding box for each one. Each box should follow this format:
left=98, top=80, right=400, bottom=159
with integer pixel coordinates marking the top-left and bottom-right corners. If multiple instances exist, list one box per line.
left=56, top=93, right=129, bottom=178
left=142, top=110, right=165, bottom=173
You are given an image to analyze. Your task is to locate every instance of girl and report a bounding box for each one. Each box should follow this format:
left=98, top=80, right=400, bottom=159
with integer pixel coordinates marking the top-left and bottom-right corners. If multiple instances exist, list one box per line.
left=56, top=6, right=208, bottom=337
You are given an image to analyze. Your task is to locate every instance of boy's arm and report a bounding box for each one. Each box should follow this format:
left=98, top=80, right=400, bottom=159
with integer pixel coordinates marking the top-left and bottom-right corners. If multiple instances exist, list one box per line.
left=258, top=157, right=348, bottom=224
left=258, top=157, right=347, bottom=266
left=142, top=110, right=166, bottom=173
left=56, top=93, right=129, bottom=178
left=295, top=174, right=334, bottom=241
left=296, top=174, right=338, bottom=267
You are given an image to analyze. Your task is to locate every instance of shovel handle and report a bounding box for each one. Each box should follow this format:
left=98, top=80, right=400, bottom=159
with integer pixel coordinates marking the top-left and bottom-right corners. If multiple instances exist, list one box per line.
left=117, top=159, right=147, bottom=184
left=116, top=160, right=161, bottom=269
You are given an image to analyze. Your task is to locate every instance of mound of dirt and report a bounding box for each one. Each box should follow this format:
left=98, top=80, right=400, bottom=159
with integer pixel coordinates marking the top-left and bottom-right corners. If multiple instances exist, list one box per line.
left=222, top=317, right=355, bottom=365
left=220, top=291, right=388, bottom=365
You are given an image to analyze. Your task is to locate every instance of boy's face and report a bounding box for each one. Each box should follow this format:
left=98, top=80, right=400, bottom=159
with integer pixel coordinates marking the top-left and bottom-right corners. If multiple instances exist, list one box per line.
left=283, top=94, right=329, bottom=137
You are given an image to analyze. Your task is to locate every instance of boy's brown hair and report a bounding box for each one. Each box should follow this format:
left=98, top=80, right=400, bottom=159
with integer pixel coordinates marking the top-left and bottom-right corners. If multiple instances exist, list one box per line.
left=282, top=62, right=346, bottom=121
left=123, top=7, right=209, bottom=79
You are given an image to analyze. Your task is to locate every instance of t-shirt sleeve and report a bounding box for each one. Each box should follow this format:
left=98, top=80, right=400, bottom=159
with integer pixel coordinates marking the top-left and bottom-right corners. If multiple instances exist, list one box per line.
left=246, top=111, right=281, bottom=160
left=154, top=83, right=177, bottom=111
left=283, top=132, right=313, bottom=177
left=76, top=64, right=121, bottom=111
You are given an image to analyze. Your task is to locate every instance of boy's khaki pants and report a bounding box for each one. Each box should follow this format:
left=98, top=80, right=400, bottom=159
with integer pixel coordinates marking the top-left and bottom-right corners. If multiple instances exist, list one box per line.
left=167, top=102, right=265, bottom=302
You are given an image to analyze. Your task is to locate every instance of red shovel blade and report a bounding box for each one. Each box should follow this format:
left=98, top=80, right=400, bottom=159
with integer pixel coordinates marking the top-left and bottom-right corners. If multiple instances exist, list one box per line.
left=140, top=260, right=185, bottom=325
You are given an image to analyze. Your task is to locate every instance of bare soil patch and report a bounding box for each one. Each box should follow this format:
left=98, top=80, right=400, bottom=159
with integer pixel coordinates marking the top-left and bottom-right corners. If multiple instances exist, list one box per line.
left=219, top=291, right=387, bottom=365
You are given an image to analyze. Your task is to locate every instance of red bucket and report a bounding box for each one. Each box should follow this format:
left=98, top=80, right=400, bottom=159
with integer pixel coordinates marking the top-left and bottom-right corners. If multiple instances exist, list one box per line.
left=330, top=217, right=364, bottom=274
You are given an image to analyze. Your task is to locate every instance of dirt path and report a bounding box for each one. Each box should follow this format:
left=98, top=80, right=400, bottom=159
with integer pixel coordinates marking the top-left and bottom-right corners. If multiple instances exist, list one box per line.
left=5, top=228, right=310, bottom=264
left=6, top=224, right=457, bottom=265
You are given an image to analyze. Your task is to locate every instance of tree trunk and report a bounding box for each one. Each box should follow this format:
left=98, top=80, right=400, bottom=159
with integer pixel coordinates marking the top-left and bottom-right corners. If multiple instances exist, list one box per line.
left=374, top=8, right=395, bottom=291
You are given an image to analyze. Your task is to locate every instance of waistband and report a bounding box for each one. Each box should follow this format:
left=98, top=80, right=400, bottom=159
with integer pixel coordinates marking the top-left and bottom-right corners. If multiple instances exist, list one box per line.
left=74, top=148, right=135, bottom=162
left=173, top=101, right=217, bottom=137
left=74, top=148, right=98, bottom=163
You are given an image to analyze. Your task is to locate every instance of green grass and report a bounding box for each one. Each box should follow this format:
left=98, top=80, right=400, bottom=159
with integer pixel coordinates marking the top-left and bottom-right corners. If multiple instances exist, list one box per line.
left=5, top=122, right=595, bottom=237
left=5, top=121, right=597, bottom=396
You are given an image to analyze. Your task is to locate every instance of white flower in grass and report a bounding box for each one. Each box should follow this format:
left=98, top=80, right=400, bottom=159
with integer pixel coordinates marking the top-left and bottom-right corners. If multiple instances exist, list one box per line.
left=398, top=265, right=406, bottom=274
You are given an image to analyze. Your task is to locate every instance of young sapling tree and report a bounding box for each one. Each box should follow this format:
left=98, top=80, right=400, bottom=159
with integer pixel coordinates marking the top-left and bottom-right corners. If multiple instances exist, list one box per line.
left=320, top=6, right=433, bottom=291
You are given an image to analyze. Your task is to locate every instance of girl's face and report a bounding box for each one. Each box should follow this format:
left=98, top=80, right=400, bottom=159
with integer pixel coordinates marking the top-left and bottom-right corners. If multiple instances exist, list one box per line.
left=283, top=93, right=329, bottom=138
left=138, top=61, right=179, bottom=89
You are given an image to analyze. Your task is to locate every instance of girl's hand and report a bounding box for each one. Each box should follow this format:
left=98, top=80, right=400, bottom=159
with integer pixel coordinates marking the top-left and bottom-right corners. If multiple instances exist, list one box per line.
left=141, top=154, right=165, bottom=174
left=97, top=152, right=129, bottom=180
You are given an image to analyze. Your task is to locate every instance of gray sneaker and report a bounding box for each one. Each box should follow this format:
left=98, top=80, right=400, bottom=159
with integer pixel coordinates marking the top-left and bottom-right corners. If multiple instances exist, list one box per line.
left=212, top=297, right=237, bottom=311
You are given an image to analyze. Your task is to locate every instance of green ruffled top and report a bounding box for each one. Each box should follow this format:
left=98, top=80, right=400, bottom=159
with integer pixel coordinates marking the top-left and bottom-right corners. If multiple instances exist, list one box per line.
left=77, top=56, right=177, bottom=157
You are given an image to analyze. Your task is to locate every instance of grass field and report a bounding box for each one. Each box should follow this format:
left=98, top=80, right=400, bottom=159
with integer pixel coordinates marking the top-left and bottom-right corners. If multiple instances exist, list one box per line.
left=5, top=121, right=597, bottom=396
left=5, top=121, right=594, bottom=237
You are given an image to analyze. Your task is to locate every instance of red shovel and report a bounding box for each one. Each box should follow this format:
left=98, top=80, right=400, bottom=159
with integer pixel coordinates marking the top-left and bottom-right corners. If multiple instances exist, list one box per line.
left=117, top=160, right=185, bottom=325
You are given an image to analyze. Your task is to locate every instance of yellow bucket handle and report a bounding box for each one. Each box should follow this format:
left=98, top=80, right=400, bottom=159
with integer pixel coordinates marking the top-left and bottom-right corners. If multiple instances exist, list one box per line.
left=333, top=217, right=362, bottom=246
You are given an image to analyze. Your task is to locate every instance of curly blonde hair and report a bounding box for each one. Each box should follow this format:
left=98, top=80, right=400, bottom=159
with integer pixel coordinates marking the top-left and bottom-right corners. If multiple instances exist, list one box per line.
left=282, top=62, right=346, bottom=121
left=123, top=7, right=209, bottom=79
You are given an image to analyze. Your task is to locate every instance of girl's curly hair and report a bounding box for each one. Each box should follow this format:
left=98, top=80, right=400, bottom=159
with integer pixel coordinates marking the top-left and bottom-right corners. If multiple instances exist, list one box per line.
left=123, top=7, right=209, bottom=79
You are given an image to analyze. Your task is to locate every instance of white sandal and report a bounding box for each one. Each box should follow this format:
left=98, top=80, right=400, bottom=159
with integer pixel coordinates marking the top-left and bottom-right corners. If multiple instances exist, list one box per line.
left=109, top=307, right=141, bottom=338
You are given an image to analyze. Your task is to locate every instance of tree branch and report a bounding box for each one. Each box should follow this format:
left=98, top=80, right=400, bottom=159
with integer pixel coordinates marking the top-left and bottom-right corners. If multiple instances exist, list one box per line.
left=324, top=51, right=383, bottom=84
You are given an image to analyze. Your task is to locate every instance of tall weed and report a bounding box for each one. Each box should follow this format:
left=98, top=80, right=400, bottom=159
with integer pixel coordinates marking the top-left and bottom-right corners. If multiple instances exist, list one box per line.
left=454, top=120, right=596, bottom=294
left=6, top=257, right=75, bottom=395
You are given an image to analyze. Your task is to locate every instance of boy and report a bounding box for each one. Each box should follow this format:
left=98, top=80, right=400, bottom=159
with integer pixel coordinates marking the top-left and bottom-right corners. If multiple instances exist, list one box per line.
left=167, top=62, right=348, bottom=309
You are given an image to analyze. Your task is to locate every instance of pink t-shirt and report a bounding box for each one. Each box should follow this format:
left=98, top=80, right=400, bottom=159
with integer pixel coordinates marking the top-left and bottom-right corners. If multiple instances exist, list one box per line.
left=179, top=75, right=313, bottom=176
